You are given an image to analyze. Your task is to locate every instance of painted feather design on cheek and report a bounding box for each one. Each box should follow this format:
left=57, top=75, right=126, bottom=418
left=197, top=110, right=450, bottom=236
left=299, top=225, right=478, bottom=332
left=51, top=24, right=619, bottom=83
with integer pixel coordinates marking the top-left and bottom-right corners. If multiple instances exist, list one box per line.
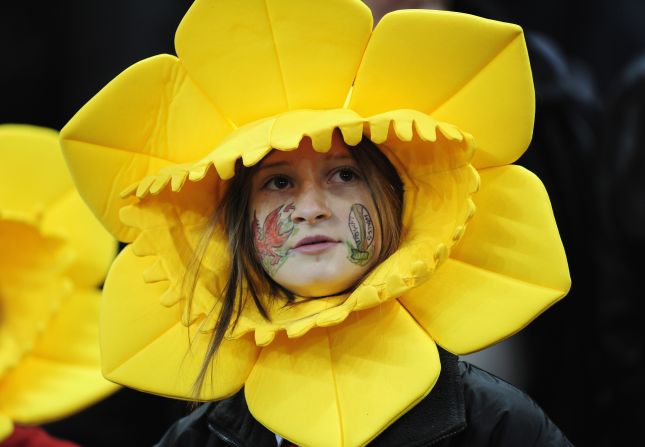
left=253, top=203, right=296, bottom=274
left=347, top=203, right=374, bottom=266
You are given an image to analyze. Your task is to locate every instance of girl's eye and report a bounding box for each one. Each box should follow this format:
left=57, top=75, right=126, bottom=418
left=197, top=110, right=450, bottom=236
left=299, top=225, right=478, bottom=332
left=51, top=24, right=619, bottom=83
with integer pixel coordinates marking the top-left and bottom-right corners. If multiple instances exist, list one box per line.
left=330, top=168, right=360, bottom=183
left=264, top=175, right=292, bottom=190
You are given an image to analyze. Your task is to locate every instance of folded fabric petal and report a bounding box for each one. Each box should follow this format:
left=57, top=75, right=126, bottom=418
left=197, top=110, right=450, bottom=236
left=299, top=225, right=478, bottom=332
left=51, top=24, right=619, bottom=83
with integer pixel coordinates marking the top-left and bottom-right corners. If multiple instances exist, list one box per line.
left=0, top=126, right=73, bottom=217
left=101, top=247, right=260, bottom=399
left=61, top=55, right=234, bottom=242
left=0, top=289, right=118, bottom=424
left=0, top=416, right=12, bottom=442
left=245, top=300, right=440, bottom=447
left=350, top=10, right=534, bottom=170
left=400, top=165, right=570, bottom=354
left=0, top=125, right=116, bottom=287
left=176, top=0, right=372, bottom=125
left=41, top=190, right=115, bottom=288
left=0, top=219, right=72, bottom=377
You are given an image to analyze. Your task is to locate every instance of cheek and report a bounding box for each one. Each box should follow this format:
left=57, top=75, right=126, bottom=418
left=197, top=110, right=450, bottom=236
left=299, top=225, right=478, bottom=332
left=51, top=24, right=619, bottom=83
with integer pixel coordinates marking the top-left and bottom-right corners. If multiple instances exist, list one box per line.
left=250, top=202, right=297, bottom=275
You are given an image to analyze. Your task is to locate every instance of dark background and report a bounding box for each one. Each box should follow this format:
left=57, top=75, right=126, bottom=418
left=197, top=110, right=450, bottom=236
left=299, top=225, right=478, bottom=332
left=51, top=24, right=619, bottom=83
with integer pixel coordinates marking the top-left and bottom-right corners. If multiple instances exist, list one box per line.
left=2, top=1, right=644, bottom=445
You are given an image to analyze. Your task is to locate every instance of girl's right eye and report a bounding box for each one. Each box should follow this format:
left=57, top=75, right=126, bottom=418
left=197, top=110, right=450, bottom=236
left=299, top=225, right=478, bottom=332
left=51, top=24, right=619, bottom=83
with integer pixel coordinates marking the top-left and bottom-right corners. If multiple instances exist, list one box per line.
left=264, top=175, right=292, bottom=190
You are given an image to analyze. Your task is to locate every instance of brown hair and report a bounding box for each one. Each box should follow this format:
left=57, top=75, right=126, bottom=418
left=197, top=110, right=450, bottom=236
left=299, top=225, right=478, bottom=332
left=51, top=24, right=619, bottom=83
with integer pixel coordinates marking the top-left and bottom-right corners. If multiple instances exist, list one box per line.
left=187, top=136, right=404, bottom=396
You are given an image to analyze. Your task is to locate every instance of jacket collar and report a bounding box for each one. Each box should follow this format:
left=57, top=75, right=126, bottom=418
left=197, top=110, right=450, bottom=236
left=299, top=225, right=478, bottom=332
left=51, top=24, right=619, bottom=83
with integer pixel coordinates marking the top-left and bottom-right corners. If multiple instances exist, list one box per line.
left=206, top=348, right=466, bottom=446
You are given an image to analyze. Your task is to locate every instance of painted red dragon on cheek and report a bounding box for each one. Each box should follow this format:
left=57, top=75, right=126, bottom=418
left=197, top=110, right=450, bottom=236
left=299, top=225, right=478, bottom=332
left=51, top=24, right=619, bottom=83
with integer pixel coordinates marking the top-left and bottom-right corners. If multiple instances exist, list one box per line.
left=252, top=203, right=296, bottom=272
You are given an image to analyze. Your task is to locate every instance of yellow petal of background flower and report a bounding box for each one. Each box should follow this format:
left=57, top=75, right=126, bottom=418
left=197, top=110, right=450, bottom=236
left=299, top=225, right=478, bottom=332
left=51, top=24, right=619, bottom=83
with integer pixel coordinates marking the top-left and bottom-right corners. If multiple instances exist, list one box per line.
left=245, top=301, right=440, bottom=447
left=0, top=219, right=72, bottom=377
left=400, top=165, right=570, bottom=354
left=350, top=10, right=534, bottom=169
left=0, top=125, right=72, bottom=218
left=0, top=124, right=116, bottom=287
left=175, top=0, right=372, bottom=125
left=0, top=289, right=118, bottom=424
left=101, top=247, right=260, bottom=400
left=0, top=416, right=12, bottom=442
left=60, top=54, right=234, bottom=242
left=41, top=192, right=116, bottom=288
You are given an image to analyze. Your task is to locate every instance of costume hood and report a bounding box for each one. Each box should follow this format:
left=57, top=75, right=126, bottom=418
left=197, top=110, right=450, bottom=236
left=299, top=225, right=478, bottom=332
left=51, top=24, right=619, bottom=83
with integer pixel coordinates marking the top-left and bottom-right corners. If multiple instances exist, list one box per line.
left=60, top=1, right=570, bottom=446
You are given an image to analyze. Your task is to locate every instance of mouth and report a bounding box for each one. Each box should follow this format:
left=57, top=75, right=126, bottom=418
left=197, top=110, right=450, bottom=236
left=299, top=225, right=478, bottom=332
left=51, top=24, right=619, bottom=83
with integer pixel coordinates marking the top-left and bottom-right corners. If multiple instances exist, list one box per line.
left=292, top=235, right=339, bottom=254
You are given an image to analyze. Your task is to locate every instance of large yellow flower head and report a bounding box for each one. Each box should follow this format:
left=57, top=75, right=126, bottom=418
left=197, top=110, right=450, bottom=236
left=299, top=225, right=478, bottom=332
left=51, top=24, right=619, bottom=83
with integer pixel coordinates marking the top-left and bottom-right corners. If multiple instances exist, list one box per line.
left=0, top=125, right=118, bottom=441
left=60, top=1, right=570, bottom=446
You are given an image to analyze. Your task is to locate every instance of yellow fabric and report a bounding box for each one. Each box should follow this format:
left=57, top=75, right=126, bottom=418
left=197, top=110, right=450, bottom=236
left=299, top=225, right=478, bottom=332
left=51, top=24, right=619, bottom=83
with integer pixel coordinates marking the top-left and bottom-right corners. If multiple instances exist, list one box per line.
left=245, top=301, right=440, bottom=447
left=0, top=417, right=12, bottom=442
left=101, top=247, right=260, bottom=399
left=350, top=10, right=534, bottom=169
left=0, top=290, right=117, bottom=423
left=117, top=109, right=477, bottom=347
left=175, top=0, right=372, bottom=125
left=59, top=1, right=570, bottom=446
left=0, top=220, right=72, bottom=377
left=60, top=54, right=235, bottom=242
left=0, top=127, right=73, bottom=216
left=0, top=125, right=118, bottom=427
left=400, top=165, right=570, bottom=353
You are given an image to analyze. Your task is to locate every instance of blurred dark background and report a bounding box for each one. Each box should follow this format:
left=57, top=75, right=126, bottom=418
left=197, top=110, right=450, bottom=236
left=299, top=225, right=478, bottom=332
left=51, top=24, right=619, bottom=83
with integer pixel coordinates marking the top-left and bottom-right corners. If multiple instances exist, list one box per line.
left=2, top=0, right=644, bottom=446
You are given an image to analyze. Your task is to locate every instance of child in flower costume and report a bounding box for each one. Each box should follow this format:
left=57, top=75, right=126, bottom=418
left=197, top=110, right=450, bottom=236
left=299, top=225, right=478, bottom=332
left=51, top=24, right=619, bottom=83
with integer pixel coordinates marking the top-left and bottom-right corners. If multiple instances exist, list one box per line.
left=60, top=0, right=572, bottom=446
left=0, top=125, right=118, bottom=444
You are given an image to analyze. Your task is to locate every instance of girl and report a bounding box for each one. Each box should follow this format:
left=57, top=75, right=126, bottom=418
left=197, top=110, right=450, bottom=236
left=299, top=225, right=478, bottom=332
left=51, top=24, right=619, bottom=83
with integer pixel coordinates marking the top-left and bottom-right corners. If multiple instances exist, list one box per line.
left=60, top=0, right=573, bottom=445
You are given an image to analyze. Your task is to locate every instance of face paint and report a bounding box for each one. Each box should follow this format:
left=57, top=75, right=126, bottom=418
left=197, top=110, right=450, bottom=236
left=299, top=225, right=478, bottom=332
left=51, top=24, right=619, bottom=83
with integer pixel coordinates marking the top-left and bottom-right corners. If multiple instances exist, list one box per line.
left=346, top=203, right=375, bottom=266
left=252, top=203, right=297, bottom=275
left=248, top=136, right=383, bottom=297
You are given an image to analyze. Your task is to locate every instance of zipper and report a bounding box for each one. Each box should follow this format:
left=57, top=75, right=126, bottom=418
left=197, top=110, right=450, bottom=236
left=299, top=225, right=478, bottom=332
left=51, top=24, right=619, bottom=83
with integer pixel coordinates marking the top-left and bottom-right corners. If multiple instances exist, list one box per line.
left=425, top=422, right=467, bottom=446
left=207, top=422, right=246, bottom=447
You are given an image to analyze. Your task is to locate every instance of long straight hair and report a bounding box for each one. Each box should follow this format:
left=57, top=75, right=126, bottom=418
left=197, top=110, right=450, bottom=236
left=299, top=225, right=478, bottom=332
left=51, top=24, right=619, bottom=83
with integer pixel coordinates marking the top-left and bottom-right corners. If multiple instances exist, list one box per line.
left=187, top=137, right=404, bottom=396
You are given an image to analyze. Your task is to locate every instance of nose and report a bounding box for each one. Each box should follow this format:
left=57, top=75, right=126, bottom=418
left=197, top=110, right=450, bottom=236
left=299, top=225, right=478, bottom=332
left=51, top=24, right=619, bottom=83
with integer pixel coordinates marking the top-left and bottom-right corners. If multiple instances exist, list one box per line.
left=291, top=183, right=332, bottom=224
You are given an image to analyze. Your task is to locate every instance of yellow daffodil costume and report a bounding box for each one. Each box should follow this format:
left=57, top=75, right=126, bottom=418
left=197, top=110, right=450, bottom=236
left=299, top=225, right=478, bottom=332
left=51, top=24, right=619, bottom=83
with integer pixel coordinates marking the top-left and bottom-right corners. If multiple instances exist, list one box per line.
left=0, top=125, right=118, bottom=441
left=60, top=1, right=571, bottom=446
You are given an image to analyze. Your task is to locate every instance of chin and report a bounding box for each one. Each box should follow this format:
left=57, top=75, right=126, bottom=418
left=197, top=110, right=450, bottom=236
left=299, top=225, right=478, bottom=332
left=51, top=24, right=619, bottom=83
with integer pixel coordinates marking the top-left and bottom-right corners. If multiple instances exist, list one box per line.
left=278, top=270, right=359, bottom=298
left=273, top=253, right=370, bottom=297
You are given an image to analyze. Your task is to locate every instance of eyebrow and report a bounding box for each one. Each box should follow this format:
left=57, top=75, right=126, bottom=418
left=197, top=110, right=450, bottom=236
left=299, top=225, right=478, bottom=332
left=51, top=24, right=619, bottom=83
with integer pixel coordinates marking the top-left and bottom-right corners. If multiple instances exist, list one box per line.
left=257, top=153, right=354, bottom=171
left=257, top=160, right=290, bottom=171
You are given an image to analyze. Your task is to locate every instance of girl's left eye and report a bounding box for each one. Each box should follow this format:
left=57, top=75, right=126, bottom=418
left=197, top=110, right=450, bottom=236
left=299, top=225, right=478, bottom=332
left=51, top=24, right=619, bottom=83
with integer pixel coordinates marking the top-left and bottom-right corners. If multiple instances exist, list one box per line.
left=330, top=168, right=360, bottom=183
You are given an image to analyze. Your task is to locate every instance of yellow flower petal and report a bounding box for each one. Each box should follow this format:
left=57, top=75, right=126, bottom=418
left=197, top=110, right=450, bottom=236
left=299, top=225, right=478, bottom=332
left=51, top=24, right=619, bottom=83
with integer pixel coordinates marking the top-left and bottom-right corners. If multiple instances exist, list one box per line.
left=0, top=124, right=116, bottom=287
left=0, top=357, right=116, bottom=425
left=31, top=289, right=104, bottom=369
left=0, top=289, right=118, bottom=424
left=245, top=301, right=440, bottom=447
left=0, top=219, right=72, bottom=377
left=101, top=247, right=260, bottom=399
left=0, top=125, right=73, bottom=218
left=60, top=54, right=234, bottom=241
left=0, top=416, right=12, bottom=442
left=351, top=10, right=534, bottom=169
left=41, top=191, right=117, bottom=287
left=175, top=0, right=372, bottom=125
left=400, top=165, right=570, bottom=354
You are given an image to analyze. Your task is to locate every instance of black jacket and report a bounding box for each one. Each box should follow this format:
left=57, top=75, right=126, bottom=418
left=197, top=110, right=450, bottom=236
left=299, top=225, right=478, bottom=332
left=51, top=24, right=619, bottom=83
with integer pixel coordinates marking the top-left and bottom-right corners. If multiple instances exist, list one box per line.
left=156, top=350, right=572, bottom=447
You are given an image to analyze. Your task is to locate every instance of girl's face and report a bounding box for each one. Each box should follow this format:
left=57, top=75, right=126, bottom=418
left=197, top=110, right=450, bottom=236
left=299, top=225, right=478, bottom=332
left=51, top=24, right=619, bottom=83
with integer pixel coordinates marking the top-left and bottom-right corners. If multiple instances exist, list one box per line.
left=249, top=134, right=381, bottom=297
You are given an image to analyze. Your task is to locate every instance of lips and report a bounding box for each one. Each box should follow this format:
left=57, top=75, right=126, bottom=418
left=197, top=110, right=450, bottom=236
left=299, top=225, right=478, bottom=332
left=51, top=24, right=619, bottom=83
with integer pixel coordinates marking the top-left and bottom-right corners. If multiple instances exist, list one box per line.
left=292, top=235, right=339, bottom=254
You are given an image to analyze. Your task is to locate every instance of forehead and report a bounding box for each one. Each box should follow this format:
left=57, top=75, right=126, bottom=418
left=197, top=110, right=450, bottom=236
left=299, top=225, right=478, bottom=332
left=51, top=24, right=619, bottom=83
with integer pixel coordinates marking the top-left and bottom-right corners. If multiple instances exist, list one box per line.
left=259, top=133, right=352, bottom=166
